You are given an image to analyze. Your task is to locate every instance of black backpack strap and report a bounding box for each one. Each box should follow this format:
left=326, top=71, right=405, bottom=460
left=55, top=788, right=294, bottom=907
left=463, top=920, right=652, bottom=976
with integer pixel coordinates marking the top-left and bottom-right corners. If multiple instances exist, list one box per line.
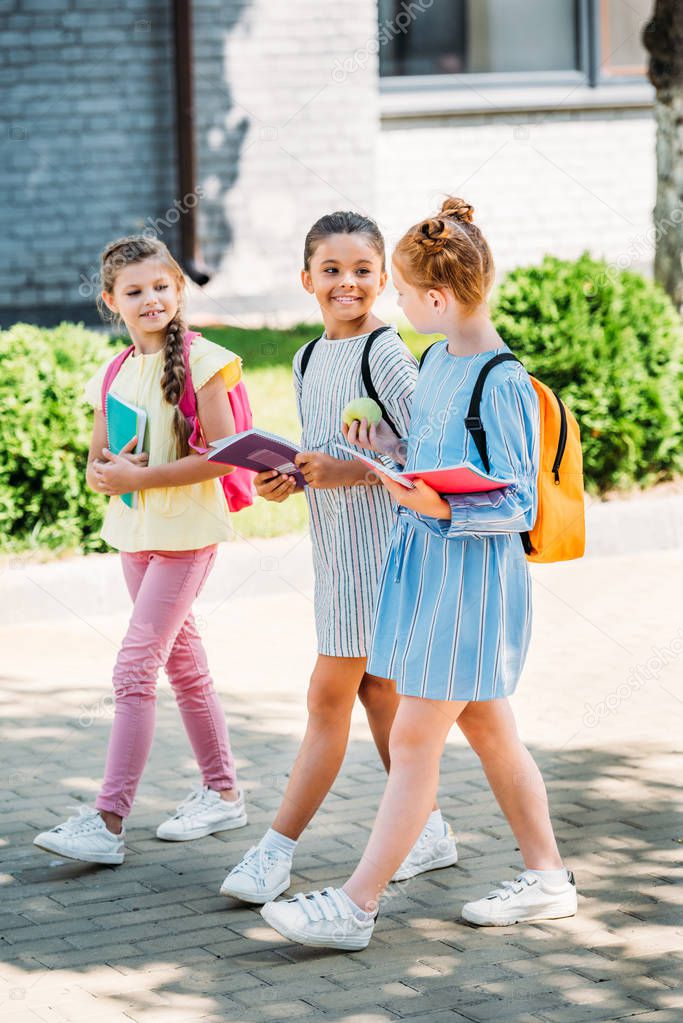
left=360, top=326, right=401, bottom=437
left=465, top=352, right=520, bottom=473
left=299, top=334, right=323, bottom=378
left=418, top=340, right=440, bottom=371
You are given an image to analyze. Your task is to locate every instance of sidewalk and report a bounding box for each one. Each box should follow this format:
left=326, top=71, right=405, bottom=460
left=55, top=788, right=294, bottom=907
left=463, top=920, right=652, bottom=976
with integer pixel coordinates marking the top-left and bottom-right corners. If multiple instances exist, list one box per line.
left=1, top=526, right=682, bottom=1022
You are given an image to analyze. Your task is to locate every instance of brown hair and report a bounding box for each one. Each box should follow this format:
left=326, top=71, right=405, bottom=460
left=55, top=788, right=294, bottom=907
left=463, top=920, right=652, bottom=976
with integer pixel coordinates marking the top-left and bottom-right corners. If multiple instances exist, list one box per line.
left=303, top=210, right=385, bottom=271
left=393, top=197, right=494, bottom=308
left=98, top=235, right=191, bottom=457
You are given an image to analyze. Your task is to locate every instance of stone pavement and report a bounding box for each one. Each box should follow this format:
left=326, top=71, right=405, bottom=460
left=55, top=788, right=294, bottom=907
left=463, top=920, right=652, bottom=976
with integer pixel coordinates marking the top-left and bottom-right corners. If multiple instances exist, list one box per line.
left=1, top=527, right=682, bottom=1023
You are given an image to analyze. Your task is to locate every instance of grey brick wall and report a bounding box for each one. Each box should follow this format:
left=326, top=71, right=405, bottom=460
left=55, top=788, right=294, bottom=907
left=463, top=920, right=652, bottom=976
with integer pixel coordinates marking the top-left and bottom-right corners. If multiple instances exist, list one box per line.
left=1, top=0, right=379, bottom=327
left=0, top=0, right=179, bottom=325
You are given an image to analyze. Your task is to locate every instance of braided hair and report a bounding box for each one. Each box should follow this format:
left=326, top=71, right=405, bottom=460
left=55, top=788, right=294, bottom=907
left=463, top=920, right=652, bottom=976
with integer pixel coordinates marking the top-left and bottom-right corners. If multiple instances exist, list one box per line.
left=99, top=235, right=191, bottom=458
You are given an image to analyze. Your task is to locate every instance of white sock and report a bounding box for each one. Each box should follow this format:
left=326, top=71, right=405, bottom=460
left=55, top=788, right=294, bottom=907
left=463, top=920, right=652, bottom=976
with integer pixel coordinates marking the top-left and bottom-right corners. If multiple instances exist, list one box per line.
left=339, top=888, right=376, bottom=921
left=527, top=867, right=569, bottom=888
left=260, top=828, right=296, bottom=859
left=424, top=809, right=444, bottom=835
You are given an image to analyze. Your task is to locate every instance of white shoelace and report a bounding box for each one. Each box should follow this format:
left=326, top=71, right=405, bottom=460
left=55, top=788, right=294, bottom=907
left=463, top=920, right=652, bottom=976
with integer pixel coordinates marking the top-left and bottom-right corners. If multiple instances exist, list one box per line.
left=173, top=786, right=216, bottom=819
left=487, top=873, right=538, bottom=901
left=51, top=805, right=102, bottom=836
left=231, top=845, right=282, bottom=885
left=293, top=887, right=353, bottom=925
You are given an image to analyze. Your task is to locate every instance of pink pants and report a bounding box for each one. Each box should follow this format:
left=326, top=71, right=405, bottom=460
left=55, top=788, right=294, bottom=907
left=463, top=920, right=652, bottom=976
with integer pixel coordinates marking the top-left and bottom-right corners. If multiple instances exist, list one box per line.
left=96, top=545, right=236, bottom=818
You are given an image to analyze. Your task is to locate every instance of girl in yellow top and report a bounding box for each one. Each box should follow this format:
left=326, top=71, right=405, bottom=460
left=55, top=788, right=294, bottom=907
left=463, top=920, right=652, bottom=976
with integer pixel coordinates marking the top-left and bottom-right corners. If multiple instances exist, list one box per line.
left=33, top=236, right=247, bottom=867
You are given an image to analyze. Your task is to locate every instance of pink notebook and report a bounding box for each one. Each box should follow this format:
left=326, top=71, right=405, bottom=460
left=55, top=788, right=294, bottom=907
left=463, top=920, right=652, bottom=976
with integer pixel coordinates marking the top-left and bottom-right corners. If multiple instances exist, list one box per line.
left=335, top=445, right=512, bottom=494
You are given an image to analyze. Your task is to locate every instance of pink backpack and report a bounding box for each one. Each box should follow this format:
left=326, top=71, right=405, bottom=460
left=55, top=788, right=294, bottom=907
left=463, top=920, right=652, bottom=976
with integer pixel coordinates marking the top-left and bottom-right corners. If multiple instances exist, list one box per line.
left=101, top=329, right=255, bottom=512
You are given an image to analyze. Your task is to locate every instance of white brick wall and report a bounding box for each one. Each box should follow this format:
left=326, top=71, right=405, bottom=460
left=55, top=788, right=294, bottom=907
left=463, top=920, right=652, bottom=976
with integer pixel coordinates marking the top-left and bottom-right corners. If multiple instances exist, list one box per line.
left=190, top=0, right=380, bottom=325
left=376, top=115, right=656, bottom=278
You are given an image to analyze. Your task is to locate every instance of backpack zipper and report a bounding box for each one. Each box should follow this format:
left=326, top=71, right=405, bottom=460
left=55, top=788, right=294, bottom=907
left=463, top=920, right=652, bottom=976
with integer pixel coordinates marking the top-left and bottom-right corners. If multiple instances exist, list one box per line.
left=551, top=390, right=567, bottom=484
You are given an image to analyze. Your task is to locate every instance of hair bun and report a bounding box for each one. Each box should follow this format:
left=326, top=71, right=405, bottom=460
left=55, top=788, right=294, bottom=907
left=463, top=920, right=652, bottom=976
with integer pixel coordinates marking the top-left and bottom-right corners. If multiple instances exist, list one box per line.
left=418, top=217, right=450, bottom=255
left=440, top=197, right=474, bottom=224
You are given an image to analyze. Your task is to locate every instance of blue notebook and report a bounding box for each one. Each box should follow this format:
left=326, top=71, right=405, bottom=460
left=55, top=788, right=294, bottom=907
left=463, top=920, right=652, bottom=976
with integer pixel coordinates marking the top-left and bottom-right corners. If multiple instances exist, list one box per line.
left=105, top=392, right=147, bottom=509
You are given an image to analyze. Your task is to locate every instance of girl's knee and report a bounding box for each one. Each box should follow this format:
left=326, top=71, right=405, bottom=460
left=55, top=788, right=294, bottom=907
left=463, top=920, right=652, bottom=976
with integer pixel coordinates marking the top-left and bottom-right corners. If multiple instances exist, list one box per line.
left=358, top=674, right=395, bottom=710
left=306, top=677, right=354, bottom=721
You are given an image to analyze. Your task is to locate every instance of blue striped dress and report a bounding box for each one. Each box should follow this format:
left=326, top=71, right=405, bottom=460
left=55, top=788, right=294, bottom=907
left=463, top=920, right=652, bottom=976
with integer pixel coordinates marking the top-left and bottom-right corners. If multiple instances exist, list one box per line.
left=294, top=328, right=417, bottom=658
left=367, top=342, right=540, bottom=701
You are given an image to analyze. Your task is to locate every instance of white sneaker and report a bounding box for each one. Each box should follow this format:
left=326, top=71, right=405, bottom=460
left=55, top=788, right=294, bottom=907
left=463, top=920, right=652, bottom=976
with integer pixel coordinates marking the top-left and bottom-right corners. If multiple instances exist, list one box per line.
left=261, top=887, right=375, bottom=951
left=156, top=786, right=247, bottom=841
left=33, top=805, right=125, bottom=865
left=220, top=844, right=291, bottom=903
left=391, top=821, right=458, bottom=882
left=461, top=869, right=577, bottom=926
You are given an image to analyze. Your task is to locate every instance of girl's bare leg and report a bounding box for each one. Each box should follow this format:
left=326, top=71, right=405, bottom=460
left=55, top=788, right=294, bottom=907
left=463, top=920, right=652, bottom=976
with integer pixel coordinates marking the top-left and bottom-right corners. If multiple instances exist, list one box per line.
left=344, top=695, right=467, bottom=911
left=456, top=699, right=563, bottom=870
left=358, top=674, right=439, bottom=811
left=271, top=656, right=366, bottom=839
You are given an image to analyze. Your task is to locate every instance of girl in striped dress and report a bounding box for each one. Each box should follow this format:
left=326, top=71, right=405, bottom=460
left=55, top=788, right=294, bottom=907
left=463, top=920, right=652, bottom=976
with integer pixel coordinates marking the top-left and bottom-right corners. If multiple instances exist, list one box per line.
left=260, top=198, right=577, bottom=949
left=221, top=212, right=457, bottom=904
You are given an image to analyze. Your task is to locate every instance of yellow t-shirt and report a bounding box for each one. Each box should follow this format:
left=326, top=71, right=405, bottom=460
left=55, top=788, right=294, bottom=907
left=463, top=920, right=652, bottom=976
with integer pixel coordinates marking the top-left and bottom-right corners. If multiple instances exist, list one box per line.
left=84, top=334, right=241, bottom=553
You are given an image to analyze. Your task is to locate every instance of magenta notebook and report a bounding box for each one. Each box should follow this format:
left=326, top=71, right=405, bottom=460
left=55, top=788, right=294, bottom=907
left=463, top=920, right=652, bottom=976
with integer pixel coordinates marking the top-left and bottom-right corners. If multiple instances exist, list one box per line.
left=335, top=444, right=512, bottom=494
left=208, top=429, right=306, bottom=488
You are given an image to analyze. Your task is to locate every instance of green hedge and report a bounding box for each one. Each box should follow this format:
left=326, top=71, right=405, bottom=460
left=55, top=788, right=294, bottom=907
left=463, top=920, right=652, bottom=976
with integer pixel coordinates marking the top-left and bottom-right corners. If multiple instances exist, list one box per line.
left=493, top=254, right=683, bottom=493
left=0, top=322, right=114, bottom=553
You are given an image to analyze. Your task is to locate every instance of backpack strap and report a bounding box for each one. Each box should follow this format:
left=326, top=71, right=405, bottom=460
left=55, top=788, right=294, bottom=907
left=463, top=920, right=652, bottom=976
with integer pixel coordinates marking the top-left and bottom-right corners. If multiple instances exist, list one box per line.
left=465, top=352, right=520, bottom=473
left=300, top=325, right=402, bottom=437
left=100, top=344, right=135, bottom=416
left=299, top=333, right=323, bottom=378
left=418, top=340, right=440, bottom=371
left=360, top=326, right=401, bottom=437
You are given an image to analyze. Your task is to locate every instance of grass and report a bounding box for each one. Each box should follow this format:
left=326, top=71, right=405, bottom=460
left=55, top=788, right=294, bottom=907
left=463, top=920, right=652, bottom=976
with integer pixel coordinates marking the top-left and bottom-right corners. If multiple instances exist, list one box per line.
left=199, top=322, right=441, bottom=538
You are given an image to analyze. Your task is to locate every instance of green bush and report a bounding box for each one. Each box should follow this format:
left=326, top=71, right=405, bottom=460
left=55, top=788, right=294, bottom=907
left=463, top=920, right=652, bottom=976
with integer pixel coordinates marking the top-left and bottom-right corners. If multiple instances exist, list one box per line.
left=0, top=322, right=115, bottom=553
left=493, top=254, right=683, bottom=493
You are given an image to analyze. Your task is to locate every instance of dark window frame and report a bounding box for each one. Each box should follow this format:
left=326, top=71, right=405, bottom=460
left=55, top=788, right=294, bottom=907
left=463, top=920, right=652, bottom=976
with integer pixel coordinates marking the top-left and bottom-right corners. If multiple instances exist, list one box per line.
left=379, top=0, right=649, bottom=95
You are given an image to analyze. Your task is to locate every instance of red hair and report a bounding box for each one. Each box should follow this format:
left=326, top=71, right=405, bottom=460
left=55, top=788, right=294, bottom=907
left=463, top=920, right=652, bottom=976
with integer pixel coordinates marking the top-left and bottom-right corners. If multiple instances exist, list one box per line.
left=393, top=197, right=494, bottom=308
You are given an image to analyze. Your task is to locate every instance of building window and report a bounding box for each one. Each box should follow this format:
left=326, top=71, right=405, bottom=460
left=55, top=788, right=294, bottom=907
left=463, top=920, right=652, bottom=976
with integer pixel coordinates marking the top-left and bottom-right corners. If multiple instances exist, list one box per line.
left=378, top=0, right=649, bottom=84
left=600, top=0, right=650, bottom=77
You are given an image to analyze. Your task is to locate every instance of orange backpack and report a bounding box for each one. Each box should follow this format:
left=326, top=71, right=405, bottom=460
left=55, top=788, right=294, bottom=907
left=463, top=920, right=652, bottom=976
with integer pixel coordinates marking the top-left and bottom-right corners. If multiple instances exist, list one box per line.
left=419, top=347, right=585, bottom=563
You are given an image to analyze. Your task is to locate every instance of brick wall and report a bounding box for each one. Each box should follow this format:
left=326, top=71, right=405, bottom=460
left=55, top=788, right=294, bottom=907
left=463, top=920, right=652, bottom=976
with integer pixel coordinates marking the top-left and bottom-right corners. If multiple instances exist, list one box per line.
left=376, top=111, right=656, bottom=292
left=0, top=1, right=656, bottom=327
left=188, top=0, right=379, bottom=325
left=0, top=0, right=178, bottom=325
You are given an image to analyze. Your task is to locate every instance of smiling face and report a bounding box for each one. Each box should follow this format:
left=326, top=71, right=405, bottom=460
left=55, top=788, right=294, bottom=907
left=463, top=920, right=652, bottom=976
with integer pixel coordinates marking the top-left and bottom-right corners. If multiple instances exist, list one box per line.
left=101, top=258, right=181, bottom=340
left=301, top=233, right=387, bottom=335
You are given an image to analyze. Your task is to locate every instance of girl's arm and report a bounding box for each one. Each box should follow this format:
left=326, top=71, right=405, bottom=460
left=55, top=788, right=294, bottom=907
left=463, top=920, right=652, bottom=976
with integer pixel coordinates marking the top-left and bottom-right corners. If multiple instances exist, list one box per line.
left=86, top=410, right=110, bottom=493
left=94, top=374, right=236, bottom=494
left=294, top=451, right=382, bottom=489
left=439, top=376, right=538, bottom=538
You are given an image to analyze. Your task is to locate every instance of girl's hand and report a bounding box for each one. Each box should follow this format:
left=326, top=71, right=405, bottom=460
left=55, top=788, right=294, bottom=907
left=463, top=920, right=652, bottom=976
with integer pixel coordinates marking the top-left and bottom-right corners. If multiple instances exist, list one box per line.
left=254, top=469, right=298, bottom=503
left=379, top=476, right=451, bottom=520
left=343, top=418, right=405, bottom=464
left=120, top=450, right=149, bottom=467
left=295, top=452, right=346, bottom=489
left=94, top=437, right=145, bottom=496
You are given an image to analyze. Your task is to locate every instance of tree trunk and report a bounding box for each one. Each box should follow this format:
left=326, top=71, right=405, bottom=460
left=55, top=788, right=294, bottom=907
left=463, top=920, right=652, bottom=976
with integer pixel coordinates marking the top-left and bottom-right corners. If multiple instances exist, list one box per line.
left=644, top=0, right=683, bottom=311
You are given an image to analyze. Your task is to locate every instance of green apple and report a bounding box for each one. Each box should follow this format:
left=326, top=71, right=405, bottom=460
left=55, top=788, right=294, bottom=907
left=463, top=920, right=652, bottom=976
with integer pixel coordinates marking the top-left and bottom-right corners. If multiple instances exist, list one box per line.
left=342, top=397, right=382, bottom=428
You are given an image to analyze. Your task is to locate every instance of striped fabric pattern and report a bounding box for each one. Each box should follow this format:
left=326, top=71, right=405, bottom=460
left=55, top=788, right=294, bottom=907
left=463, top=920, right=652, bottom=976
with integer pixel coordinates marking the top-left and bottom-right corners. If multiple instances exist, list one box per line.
left=293, top=328, right=417, bottom=657
left=367, top=342, right=540, bottom=701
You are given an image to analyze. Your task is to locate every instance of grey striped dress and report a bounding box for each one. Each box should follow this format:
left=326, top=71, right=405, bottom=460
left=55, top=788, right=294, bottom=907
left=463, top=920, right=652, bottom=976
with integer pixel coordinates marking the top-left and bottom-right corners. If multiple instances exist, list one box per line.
left=293, top=328, right=417, bottom=658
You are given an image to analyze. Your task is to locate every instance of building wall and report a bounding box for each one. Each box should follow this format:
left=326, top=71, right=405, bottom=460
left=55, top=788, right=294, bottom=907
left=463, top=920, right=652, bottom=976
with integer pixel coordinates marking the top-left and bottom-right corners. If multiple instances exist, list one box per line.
left=0, top=1, right=656, bottom=328
left=375, top=111, right=656, bottom=315
left=188, top=0, right=379, bottom=326
left=0, top=0, right=178, bottom=325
